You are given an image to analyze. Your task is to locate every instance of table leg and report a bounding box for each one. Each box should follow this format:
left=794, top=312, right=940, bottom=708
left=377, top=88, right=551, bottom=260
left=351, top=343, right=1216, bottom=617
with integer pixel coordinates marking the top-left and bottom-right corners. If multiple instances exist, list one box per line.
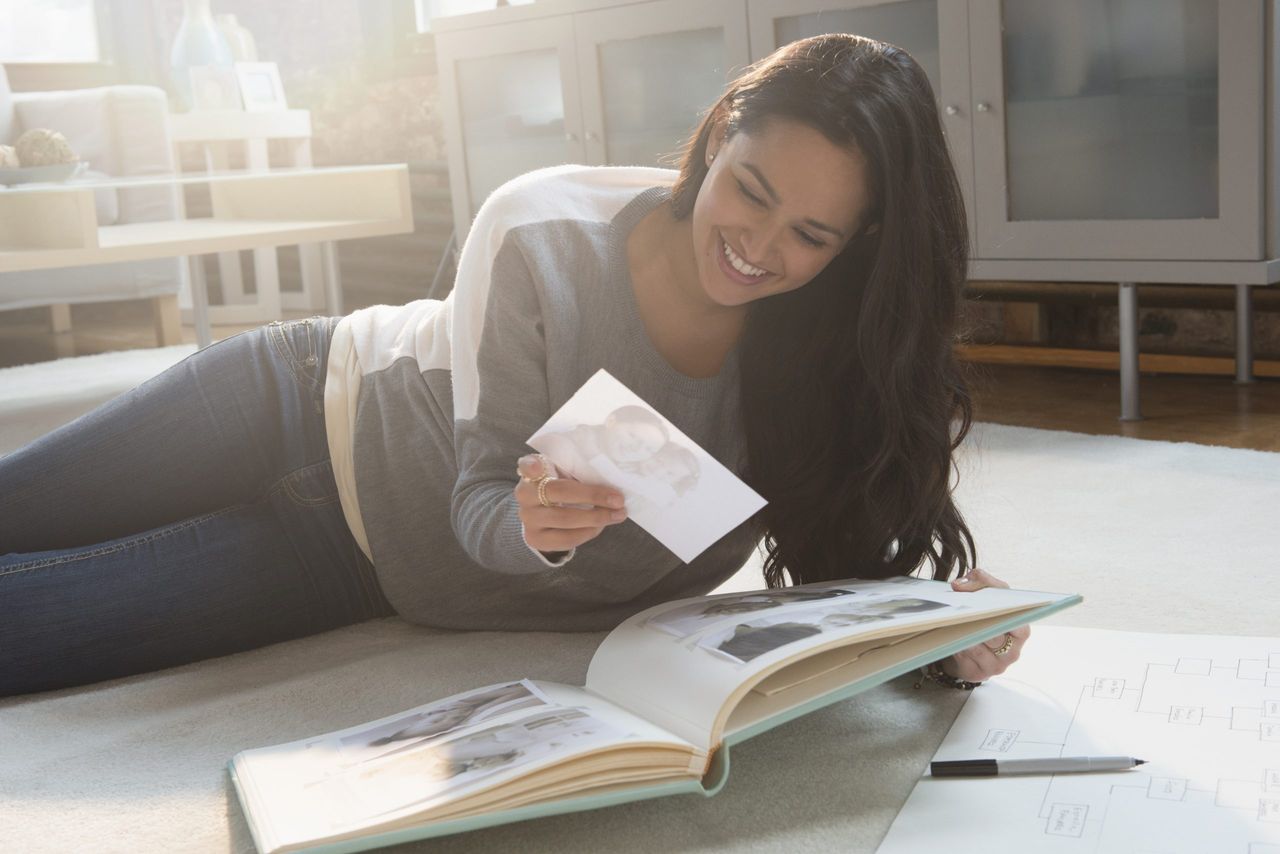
left=321, top=242, right=343, bottom=317
left=1234, top=284, right=1255, bottom=385
left=1118, top=281, right=1142, bottom=422
left=189, top=254, right=212, bottom=349
left=244, top=139, right=284, bottom=322
left=152, top=295, right=182, bottom=346
left=285, top=136, right=327, bottom=312
left=203, top=143, right=251, bottom=305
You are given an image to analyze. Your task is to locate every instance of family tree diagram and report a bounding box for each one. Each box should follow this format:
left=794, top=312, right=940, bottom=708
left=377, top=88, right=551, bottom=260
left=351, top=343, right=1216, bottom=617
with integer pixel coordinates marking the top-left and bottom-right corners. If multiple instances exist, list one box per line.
left=879, top=628, right=1280, bottom=854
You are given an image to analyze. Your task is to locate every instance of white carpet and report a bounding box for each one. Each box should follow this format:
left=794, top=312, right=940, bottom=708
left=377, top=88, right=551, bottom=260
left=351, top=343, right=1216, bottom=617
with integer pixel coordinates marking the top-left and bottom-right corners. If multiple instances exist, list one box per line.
left=0, top=346, right=1275, bottom=853
left=0, top=344, right=196, bottom=455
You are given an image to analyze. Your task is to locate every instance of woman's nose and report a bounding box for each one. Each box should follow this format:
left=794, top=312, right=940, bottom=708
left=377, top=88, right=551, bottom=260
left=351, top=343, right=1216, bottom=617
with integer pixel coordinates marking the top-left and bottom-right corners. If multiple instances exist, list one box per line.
left=740, top=224, right=780, bottom=265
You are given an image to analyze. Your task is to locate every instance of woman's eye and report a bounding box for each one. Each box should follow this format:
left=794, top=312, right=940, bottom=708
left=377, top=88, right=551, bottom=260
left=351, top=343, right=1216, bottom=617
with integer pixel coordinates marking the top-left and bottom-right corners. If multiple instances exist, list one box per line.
left=736, top=180, right=765, bottom=207
left=796, top=230, right=825, bottom=248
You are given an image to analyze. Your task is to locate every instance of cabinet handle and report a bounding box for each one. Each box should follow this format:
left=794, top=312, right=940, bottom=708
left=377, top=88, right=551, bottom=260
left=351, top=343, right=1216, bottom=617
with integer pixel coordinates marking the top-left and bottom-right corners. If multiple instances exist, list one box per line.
left=945, top=105, right=959, bottom=116
left=975, top=101, right=991, bottom=112
left=586, top=131, right=599, bottom=142
left=565, top=132, right=579, bottom=142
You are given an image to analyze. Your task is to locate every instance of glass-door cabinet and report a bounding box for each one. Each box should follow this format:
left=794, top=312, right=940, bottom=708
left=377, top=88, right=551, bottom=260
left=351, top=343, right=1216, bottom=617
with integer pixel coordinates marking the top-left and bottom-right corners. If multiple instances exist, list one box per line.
left=969, top=0, right=1262, bottom=261
left=574, top=0, right=750, bottom=169
left=748, top=0, right=1266, bottom=262
left=435, top=0, right=750, bottom=242
left=436, top=15, right=585, bottom=233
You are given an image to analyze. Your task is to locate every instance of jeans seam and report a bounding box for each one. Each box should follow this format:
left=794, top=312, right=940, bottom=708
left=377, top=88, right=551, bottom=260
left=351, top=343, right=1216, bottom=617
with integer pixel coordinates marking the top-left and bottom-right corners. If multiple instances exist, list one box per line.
left=278, top=475, right=339, bottom=507
left=268, top=320, right=323, bottom=398
left=0, top=505, right=243, bottom=577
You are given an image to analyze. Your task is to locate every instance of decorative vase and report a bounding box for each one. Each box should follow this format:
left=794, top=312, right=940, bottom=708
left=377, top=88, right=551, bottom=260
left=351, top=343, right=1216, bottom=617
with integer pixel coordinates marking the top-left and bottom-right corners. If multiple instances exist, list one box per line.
left=216, top=13, right=259, bottom=62
left=169, top=0, right=234, bottom=112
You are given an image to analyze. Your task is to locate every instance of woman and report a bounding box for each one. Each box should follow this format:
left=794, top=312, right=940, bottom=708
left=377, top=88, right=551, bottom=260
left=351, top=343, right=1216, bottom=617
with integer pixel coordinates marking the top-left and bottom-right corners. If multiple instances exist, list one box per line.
left=0, top=34, right=1026, bottom=696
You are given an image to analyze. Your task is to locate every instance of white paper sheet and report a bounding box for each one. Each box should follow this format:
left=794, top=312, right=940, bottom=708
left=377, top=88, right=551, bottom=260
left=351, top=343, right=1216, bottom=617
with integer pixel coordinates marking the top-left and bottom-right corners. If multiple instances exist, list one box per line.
left=878, top=626, right=1280, bottom=854
left=528, top=369, right=766, bottom=563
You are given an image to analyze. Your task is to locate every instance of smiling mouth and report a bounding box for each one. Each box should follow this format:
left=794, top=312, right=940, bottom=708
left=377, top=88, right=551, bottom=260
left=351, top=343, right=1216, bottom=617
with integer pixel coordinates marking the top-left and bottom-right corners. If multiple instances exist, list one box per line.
left=717, top=234, right=772, bottom=283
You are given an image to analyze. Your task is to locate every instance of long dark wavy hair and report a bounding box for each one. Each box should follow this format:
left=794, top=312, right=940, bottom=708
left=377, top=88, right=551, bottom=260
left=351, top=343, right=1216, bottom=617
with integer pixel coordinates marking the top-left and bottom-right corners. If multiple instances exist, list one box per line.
left=669, top=34, right=977, bottom=587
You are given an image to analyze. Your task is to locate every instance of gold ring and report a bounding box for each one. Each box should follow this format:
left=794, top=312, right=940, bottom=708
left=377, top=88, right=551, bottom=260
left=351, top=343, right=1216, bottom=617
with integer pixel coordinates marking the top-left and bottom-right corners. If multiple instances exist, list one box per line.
left=988, top=633, right=1015, bottom=657
left=536, top=474, right=554, bottom=508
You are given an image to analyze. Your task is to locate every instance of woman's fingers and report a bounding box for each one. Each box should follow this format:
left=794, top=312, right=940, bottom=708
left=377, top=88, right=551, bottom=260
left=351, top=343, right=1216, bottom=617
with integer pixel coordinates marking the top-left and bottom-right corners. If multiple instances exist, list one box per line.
left=940, top=571, right=1031, bottom=683
left=513, top=454, right=627, bottom=553
left=515, top=453, right=556, bottom=481
left=942, top=624, right=1032, bottom=682
left=950, top=566, right=1011, bottom=592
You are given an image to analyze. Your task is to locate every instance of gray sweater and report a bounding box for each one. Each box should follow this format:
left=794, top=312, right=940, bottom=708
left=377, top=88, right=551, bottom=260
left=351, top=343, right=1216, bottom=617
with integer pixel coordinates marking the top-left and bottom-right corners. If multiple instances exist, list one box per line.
left=324, top=165, right=761, bottom=632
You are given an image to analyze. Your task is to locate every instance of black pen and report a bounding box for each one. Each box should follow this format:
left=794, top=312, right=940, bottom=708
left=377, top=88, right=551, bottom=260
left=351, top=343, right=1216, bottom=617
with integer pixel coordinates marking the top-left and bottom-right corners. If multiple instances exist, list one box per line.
left=930, top=756, right=1147, bottom=777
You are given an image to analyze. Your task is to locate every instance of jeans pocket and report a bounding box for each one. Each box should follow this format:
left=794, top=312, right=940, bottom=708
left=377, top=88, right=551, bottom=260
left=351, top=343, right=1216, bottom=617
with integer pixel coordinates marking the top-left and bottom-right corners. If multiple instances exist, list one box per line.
left=277, top=460, right=340, bottom=507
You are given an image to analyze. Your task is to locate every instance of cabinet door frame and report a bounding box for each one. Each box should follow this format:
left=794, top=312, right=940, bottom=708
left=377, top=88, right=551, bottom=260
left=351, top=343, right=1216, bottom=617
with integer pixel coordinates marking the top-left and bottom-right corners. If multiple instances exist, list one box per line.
left=746, top=0, right=977, bottom=259
left=573, top=0, right=752, bottom=166
left=969, top=0, right=1264, bottom=261
left=436, top=14, right=585, bottom=242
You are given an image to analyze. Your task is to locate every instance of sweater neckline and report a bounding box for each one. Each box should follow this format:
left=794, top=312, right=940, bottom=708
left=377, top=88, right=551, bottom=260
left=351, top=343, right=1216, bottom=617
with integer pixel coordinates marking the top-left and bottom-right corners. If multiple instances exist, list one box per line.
left=607, top=185, right=741, bottom=398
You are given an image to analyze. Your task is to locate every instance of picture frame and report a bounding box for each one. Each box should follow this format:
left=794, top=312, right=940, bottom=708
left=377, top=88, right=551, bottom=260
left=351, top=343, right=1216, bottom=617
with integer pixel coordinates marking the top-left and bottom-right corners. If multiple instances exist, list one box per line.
left=234, top=61, right=288, bottom=112
left=188, top=65, right=244, bottom=111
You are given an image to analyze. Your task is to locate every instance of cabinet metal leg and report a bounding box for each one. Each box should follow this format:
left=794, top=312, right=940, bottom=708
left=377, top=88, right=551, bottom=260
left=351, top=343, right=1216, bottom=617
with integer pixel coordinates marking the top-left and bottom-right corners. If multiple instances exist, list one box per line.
left=1118, top=281, right=1142, bottom=422
left=1234, top=284, right=1255, bottom=385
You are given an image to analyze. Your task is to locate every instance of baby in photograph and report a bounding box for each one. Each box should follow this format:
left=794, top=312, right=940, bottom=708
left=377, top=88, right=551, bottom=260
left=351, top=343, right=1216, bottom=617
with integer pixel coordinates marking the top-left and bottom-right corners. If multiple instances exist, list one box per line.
left=537, top=405, right=700, bottom=514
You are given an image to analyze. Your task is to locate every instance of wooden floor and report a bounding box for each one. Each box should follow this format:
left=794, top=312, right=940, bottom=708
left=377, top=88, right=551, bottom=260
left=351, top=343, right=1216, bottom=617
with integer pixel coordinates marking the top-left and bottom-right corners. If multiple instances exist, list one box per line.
left=3, top=299, right=1279, bottom=453
left=965, top=362, right=1280, bottom=452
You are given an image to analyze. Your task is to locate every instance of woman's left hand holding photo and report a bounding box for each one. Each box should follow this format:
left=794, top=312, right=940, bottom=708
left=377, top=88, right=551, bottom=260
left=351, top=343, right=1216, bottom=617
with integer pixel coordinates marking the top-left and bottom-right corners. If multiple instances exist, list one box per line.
left=515, top=454, right=628, bottom=554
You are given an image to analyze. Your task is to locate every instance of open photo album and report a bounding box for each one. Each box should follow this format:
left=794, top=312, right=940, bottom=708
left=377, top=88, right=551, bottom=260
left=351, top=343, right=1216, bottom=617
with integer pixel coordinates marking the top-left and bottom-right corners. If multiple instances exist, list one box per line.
left=229, top=576, right=1081, bottom=854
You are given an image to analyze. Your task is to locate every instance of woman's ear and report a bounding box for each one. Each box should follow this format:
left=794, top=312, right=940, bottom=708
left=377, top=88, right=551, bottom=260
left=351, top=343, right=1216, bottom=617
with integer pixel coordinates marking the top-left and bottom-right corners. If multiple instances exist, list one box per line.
left=863, top=222, right=880, bottom=235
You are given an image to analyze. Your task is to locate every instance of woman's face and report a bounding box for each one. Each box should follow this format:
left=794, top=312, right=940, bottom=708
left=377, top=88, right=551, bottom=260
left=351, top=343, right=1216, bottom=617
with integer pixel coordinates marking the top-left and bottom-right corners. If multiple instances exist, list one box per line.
left=690, top=118, right=874, bottom=308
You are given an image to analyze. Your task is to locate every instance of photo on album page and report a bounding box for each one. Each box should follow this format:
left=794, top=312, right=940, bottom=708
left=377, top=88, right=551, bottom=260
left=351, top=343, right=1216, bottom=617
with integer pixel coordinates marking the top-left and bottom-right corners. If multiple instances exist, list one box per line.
left=311, top=680, right=554, bottom=768
left=528, top=369, right=766, bottom=563
left=643, top=585, right=862, bottom=640
left=696, top=595, right=960, bottom=666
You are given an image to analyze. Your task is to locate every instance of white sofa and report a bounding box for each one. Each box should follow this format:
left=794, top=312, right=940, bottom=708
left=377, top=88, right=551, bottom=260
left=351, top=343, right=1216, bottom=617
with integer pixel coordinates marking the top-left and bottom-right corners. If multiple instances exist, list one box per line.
left=0, top=65, right=182, bottom=344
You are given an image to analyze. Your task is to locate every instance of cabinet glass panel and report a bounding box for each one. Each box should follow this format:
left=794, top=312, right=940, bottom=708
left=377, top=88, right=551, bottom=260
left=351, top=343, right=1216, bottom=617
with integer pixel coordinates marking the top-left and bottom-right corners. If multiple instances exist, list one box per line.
left=598, top=28, right=725, bottom=167
left=457, top=49, right=567, bottom=215
left=1002, top=0, right=1218, bottom=221
left=774, top=2, right=940, bottom=99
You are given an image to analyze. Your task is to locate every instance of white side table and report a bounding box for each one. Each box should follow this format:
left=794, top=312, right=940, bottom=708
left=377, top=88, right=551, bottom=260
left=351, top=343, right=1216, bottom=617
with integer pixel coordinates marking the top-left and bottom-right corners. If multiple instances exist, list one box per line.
left=168, top=109, right=328, bottom=323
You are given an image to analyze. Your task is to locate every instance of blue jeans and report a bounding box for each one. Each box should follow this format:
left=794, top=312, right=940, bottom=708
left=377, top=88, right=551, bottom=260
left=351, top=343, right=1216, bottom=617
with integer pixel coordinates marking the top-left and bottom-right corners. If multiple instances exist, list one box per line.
left=0, top=317, right=393, bottom=697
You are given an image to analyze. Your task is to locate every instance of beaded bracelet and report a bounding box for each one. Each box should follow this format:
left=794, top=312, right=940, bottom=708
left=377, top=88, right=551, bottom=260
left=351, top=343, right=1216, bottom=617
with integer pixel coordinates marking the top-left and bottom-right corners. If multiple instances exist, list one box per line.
left=913, top=661, right=983, bottom=691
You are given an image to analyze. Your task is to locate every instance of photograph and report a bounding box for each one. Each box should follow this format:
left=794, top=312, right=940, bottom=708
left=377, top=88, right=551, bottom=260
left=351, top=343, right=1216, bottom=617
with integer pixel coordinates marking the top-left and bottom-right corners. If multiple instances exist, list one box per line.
left=234, top=61, right=287, bottom=112
left=644, top=585, right=860, bottom=640
left=697, top=595, right=957, bottom=665
left=324, top=708, right=627, bottom=825
left=528, top=369, right=766, bottom=563
left=331, top=680, right=552, bottom=766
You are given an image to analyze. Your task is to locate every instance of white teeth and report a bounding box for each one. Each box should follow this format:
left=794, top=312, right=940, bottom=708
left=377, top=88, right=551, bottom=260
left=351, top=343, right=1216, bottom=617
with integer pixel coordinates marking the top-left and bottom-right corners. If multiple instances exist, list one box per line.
left=723, top=240, right=767, bottom=277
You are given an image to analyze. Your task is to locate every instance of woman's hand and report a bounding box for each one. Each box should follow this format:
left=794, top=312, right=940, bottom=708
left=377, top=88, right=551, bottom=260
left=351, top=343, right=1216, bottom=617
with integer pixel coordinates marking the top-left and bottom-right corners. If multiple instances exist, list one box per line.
left=514, top=454, right=627, bottom=553
left=938, top=567, right=1031, bottom=683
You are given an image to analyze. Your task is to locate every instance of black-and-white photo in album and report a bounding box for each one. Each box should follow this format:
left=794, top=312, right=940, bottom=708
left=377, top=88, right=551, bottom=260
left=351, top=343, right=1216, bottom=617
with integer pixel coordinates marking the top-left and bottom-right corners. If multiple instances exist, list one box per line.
left=697, top=595, right=957, bottom=665
left=312, top=708, right=630, bottom=830
left=328, top=680, right=552, bottom=766
left=644, top=585, right=860, bottom=640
